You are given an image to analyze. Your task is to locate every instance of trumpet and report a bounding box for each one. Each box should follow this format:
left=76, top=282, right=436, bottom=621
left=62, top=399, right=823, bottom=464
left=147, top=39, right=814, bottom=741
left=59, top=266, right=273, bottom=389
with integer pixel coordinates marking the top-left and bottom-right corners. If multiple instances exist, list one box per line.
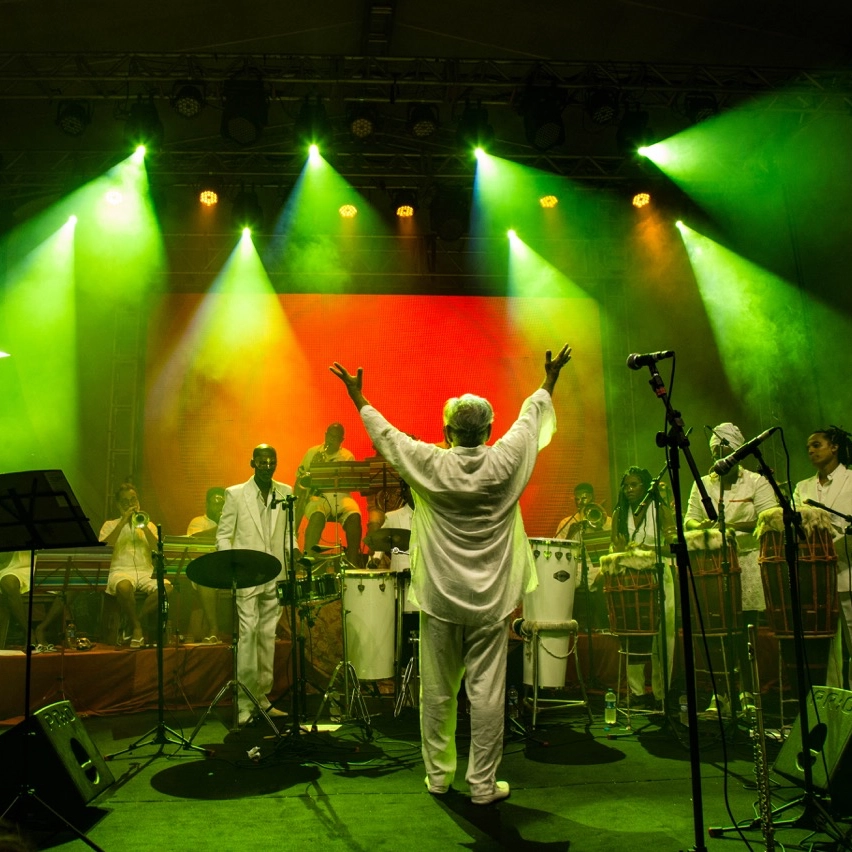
left=132, top=511, right=150, bottom=528
left=580, top=502, right=607, bottom=530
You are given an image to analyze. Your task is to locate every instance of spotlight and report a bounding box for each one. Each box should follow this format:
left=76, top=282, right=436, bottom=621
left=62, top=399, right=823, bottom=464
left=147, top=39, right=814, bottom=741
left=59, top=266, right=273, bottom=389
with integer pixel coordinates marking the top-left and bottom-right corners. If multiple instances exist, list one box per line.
left=585, top=88, right=619, bottom=126
left=105, top=190, right=124, bottom=206
left=684, top=92, right=719, bottom=124
left=632, top=192, right=651, bottom=209
left=232, top=188, right=263, bottom=231
left=339, top=204, right=358, bottom=218
left=616, top=109, right=653, bottom=155
left=521, top=88, right=565, bottom=151
left=171, top=82, right=206, bottom=119
left=430, top=187, right=470, bottom=242
left=348, top=104, right=378, bottom=141
left=393, top=190, right=417, bottom=218
left=539, top=195, right=558, bottom=208
left=56, top=101, right=92, bottom=137
left=456, top=103, right=494, bottom=151
left=199, top=189, right=219, bottom=207
left=407, top=104, right=439, bottom=139
left=221, top=78, right=268, bottom=146
left=295, top=98, right=334, bottom=150
left=507, top=229, right=517, bottom=240
left=124, top=97, right=164, bottom=150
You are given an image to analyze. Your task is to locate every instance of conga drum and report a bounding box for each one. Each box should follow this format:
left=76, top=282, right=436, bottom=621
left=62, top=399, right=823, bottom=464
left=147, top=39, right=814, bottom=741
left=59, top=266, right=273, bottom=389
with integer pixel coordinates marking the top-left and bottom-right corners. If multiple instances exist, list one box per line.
left=684, top=529, right=742, bottom=634
left=757, top=506, right=838, bottom=638
left=600, top=548, right=659, bottom=636
left=522, top=538, right=581, bottom=688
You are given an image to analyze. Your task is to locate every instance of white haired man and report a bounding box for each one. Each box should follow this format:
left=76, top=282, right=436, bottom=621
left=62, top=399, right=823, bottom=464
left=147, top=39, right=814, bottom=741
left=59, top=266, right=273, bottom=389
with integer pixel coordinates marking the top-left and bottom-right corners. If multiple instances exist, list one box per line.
left=330, top=344, right=572, bottom=806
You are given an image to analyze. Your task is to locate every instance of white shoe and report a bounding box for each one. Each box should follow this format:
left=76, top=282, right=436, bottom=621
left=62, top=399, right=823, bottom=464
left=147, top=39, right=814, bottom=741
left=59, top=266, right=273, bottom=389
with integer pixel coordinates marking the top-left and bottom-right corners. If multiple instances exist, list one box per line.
left=425, top=776, right=448, bottom=795
left=471, top=781, right=510, bottom=805
left=702, top=695, right=731, bottom=719
left=260, top=704, right=288, bottom=719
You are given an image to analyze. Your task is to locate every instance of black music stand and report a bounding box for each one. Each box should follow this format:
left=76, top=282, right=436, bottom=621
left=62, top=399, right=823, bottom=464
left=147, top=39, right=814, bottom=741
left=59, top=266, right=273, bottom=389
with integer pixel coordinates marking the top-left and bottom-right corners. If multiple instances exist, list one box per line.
left=0, top=470, right=105, bottom=852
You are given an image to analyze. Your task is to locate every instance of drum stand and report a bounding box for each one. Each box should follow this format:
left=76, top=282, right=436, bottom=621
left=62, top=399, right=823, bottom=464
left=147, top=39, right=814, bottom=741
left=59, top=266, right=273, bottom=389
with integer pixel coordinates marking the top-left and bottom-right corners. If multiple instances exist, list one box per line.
left=394, top=630, right=419, bottom=717
left=311, top=563, right=373, bottom=739
left=576, top=525, right=602, bottom=690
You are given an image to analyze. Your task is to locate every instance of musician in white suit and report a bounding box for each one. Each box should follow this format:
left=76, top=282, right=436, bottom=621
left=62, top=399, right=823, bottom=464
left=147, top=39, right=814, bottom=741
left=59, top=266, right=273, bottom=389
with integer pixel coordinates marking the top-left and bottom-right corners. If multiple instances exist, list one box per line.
left=793, top=426, right=852, bottom=689
left=217, top=444, right=292, bottom=724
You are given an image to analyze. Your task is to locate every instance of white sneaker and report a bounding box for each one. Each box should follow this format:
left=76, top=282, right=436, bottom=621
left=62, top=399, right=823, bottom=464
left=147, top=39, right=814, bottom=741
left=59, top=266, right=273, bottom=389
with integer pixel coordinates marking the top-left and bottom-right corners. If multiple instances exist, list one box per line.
left=471, top=781, right=510, bottom=805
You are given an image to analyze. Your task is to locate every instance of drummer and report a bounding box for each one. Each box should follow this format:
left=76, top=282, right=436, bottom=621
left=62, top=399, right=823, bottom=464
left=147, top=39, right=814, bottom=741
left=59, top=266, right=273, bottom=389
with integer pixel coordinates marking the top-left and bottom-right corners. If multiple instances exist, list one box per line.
left=185, top=486, right=226, bottom=644
left=295, top=422, right=363, bottom=568
left=555, top=483, right=611, bottom=540
left=793, top=425, right=852, bottom=689
left=611, top=466, right=677, bottom=711
left=685, top=423, right=778, bottom=717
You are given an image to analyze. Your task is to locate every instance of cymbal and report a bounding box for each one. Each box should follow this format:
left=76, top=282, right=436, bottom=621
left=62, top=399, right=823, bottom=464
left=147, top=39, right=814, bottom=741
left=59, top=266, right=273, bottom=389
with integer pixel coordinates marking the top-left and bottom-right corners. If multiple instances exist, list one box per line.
left=364, top=527, right=411, bottom=552
left=186, top=549, right=281, bottom=590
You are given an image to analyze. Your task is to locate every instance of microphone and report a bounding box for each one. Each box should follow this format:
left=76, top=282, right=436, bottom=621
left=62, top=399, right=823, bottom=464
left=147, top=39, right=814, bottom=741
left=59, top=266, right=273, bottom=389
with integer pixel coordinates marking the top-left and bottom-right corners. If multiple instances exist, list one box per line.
left=711, top=427, right=780, bottom=476
left=626, top=350, right=674, bottom=370
left=270, top=490, right=283, bottom=509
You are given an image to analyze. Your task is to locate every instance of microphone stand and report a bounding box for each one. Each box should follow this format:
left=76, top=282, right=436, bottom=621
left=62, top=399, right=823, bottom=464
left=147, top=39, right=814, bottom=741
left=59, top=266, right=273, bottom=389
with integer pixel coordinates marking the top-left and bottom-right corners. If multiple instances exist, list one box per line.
left=636, top=359, right=717, bottom=852
left=727, top=450, right=845, bottom=841
left=649, top=477, right=670, bottom=720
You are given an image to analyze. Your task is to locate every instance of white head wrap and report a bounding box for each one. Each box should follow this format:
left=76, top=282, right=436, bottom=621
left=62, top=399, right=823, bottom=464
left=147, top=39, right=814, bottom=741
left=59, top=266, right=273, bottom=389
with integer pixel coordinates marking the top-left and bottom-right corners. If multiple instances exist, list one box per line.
left=709, top=422, right=744, bottom=453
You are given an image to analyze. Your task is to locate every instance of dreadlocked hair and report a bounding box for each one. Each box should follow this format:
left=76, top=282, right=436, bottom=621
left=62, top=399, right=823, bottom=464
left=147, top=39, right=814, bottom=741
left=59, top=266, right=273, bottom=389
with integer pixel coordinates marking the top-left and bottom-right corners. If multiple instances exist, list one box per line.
left=813, top=425, right=852, bottom=466
left=614, top=466, right=652, bottom=542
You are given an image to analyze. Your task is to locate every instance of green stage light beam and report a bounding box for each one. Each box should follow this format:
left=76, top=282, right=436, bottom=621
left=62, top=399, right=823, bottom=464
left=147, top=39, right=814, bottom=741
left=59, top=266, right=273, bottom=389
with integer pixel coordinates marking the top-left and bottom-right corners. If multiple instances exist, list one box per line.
left=0, top=217, right=79, bottom=471
left=507, top=231, right=589, bottom=301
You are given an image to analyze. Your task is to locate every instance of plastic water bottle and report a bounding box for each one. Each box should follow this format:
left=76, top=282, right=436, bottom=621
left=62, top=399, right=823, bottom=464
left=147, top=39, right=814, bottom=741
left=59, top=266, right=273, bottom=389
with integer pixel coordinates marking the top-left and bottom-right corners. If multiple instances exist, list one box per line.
left=507, top=685, right=519, bottom=719
left=66, top=622, right=76, bottom=650
left=679, top=693, right=689, bottom=727
left=604, top=688, right=617, bottom=727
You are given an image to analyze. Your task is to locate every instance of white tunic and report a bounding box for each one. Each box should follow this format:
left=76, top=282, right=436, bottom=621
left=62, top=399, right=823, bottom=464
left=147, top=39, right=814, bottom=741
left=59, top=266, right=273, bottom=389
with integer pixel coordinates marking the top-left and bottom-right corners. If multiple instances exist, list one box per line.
left=360, top=389, right=556, bottom=626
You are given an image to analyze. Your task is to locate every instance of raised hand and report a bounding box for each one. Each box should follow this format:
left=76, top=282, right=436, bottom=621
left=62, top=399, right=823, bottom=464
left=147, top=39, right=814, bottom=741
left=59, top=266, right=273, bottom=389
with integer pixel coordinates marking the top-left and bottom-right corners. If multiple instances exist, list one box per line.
left=541, top=344, right=572, bottom=395
left=330, top=362, right=369, bottom=410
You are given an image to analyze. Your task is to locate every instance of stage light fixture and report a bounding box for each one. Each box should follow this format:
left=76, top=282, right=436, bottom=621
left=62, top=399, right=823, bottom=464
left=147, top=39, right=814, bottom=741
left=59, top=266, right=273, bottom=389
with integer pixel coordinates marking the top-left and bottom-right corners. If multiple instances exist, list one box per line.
left=522, top=89, right=566, bottom=151
left=585, top=88, right=619, bottom=126
left=393, top=190, right=417, bottom=218
left=430, top=187, right=470, bottom=242
left=221, top=78, right=268, bottom=146
left=348, top=104, right=378, bottom=140
left=407, top=104, right=439, bottom=139
left=339, top=204, right=358, bottom=218
left=539, top=195, right=558, bottom=208
left=171, top=82, right=206, bottom=119
left=199, top=189, right=219, bottom=207
left=507, top=229, right=517, bottom=240
left=124, top=97, right=164, bottom=150
left=684, top=92, right=719, bottom=124
left=232, top=188, right=263, bottom=231
left=632, top=192, right=651, bottom=209
left=616, top=109, right=653, bottom=155
left=56, top=101, right=92, bottom=137
left=456, top=104, right=494, bottom=151
left=295, top=98, right=334, bottom=151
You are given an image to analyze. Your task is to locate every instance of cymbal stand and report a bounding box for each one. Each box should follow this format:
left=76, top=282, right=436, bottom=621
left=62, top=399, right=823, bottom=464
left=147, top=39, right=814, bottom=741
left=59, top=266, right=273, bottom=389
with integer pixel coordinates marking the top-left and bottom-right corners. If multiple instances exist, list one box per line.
left=576, top=524, right=601, bottom=689
left=311, top=563, right=373, bottom=739
left=108, top=526, right=208, bottom=758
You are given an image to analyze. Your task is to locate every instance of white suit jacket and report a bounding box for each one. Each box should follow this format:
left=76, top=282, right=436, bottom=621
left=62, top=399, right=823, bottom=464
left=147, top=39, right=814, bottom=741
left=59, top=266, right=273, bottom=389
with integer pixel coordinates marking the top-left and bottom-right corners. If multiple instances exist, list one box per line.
left=217, top=476, right=293, bottom=590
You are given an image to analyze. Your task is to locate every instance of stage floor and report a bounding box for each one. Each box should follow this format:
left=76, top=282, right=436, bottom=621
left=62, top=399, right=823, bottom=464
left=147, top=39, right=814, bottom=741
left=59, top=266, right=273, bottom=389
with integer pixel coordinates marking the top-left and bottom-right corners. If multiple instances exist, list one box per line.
left=1, top=696, right=849, bottom=852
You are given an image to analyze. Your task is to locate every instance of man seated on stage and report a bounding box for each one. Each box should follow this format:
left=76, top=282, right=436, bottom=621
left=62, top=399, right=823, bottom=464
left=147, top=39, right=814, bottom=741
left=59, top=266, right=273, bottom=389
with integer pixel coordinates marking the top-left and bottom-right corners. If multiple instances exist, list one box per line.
left=217, top=444, right=290, bottom=725
left=555, top=482, right=611, bottom=540
left=186, top=486, right=226, bottom=644
left=0, top=551, right=49, bottom=649
left=99, top=482, right=167, bottom=648
left=296, top=422, right=363, bottom=567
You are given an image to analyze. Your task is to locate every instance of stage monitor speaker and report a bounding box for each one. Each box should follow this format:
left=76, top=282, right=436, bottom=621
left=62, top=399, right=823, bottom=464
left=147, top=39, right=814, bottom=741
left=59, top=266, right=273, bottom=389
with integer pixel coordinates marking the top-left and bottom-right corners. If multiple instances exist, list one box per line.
left=0, top=700, right=115, bottom=815
left=772, top=685, right=852, bottom=813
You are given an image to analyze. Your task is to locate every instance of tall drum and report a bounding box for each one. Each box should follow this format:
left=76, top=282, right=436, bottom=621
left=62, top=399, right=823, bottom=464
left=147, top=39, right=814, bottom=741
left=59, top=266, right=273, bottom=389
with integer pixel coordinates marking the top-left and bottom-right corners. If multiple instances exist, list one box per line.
left=342, top=570, right=396, bottom=680
left=757, top=506, right=839, bottom=638
left=684, top=529, right=742, bottom=634
left=522, top=538, right=581, bottom=688
left=600, top=548, right=659, bottom=636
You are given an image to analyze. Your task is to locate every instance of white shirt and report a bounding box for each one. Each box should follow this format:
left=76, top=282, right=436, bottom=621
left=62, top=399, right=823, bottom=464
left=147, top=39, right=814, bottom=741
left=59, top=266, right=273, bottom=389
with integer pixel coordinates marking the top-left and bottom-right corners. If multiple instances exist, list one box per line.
left=299, top=444, right=356, bottom=509
left=360, top=389, right=556, bottom=626
left=99, top=518, right=157, bottom=572
left=375, top=503, right=413, bottom=573
left=794, top=464, right=852, bottom=573
left=686, top=467, right=777, bottom=551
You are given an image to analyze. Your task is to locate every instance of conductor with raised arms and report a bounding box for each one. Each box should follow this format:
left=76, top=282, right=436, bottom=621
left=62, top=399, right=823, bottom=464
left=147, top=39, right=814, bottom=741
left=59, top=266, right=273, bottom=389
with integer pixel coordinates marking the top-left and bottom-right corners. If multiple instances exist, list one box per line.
left=329, top=344, right=572, bottom=805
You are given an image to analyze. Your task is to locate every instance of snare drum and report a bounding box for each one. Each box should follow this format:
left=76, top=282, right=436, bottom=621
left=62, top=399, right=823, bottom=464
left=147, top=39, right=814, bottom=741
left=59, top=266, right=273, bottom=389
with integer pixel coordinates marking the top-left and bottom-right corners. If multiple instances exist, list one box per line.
left=276, top=572, right=340, bottom=606
left=342, top=570, right=396, bottom=680
left=684, top=529, right=741, bottom=633
left=758, top=506, right=839, bottom=638
left=600, top=549, right=659, bottom=635
left=522, top=538, right=581, bottom=688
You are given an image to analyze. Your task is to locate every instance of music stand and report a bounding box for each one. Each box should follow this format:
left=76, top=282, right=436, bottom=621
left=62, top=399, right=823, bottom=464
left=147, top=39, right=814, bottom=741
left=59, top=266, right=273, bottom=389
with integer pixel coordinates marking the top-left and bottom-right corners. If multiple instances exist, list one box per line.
left=184, top=549, right=283, bottom=743
left=0, top=470, right=105, bottom=852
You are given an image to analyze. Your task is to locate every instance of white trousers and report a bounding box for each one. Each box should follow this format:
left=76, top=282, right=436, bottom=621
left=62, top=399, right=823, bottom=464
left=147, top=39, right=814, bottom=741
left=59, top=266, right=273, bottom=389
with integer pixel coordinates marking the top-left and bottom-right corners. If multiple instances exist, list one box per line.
left=826, top=578, right=852, bottom=689
left=627, top=564, right=675, bottom=700
left=236, top=581, right=280, bottom=717
left=419, top=612, right=508, bottom=798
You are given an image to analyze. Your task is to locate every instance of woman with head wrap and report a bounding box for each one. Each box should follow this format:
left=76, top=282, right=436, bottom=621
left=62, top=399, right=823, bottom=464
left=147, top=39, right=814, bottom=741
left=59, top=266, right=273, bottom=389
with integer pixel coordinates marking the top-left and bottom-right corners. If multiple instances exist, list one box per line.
left=685, top=422, right=778, bottom=717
